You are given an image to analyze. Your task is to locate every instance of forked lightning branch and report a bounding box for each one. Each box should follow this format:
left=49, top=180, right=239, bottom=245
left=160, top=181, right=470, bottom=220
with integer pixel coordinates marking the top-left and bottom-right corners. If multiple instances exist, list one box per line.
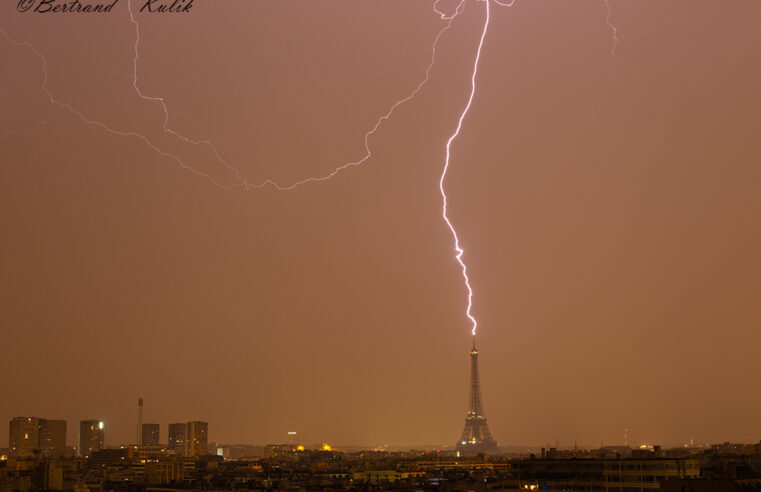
left=1, top=0, right=617, bottom=341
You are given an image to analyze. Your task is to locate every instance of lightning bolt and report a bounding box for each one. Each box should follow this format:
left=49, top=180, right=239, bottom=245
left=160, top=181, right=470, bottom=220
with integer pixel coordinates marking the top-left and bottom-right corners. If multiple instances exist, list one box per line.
left=2, top=0, right=516, bottom=339
left=439, top=0, right=514, bottom=337
left=603, top=0, right=619, bottom=57
left=592, top=0, right=621, bottom=146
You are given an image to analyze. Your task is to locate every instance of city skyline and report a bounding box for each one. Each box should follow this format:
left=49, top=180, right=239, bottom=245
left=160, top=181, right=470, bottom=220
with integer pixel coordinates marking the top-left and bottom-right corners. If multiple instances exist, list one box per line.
left=7, top=410, right=756, bottom=453
left=2, top=0, right=760, bottom=448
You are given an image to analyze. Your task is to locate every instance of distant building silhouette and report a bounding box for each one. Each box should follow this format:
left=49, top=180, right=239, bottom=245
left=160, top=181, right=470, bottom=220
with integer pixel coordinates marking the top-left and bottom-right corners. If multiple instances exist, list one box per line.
left=186, top=421, right=208, bottom=457
left=9, top=417, right=40, bottom=458
left=39, top=419, right=66, bottom=459
left=168, top=423, right=186, bottom=455
left=9, top=417, right=67, bottom=459
left=168, top=421, right=207, bottom=457
left=142, top=423, right=160, bottom=446
left=456, top=337, right=497, bottom=455
left=78, top=420, right=104, bottom=457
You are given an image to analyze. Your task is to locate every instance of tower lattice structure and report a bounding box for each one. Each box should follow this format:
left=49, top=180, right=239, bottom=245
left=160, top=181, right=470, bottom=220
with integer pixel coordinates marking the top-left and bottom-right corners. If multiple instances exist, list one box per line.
left=456, top=336, right=498, bottom=455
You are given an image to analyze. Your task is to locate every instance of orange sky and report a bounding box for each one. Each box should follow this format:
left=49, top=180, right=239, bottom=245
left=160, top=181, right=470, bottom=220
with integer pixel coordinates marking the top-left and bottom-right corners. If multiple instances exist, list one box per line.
left=1, top=0, right=760, bottom=449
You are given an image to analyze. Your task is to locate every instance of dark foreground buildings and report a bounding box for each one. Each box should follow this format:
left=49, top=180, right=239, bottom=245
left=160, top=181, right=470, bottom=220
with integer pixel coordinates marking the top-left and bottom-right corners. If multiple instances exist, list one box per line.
left=4, top=441, right=760, bottom=491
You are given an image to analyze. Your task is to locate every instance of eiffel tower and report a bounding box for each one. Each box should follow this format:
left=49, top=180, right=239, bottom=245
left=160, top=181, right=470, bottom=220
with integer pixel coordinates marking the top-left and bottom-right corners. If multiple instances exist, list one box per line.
left=456, top=336, right=498, bottom=455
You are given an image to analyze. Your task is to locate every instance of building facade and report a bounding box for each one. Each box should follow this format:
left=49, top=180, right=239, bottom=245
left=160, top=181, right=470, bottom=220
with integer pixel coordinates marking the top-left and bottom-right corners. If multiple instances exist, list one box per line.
left=168, top=421, right=207, bottom=457
left=186, top=421, right=208, bottom=458
left=168, top=423, right=186, bottom=455
left=9, top=417, right=67, bottom=459
left=141, top=423, right=160, bottom=446
left=38, top=419, right=66, bottom=459
left=8, top=417, right=41, bottom=458
left=78, top=420, right=104, bottom=457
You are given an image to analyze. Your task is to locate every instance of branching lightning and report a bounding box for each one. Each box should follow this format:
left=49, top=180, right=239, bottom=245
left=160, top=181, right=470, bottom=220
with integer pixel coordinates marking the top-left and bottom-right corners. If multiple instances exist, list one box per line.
left=257, top=0, right=467, bottom=191
left=1, top=0, right=468, bottom=191
left=0, top=25, right=241, bottom=189
left=1, top=0, right=519, bottom=338
left=125, top=0, right=250, bottom=187
left=434, top=0, right=467, bottom=19
left=0, top=0, right=707, bottom=350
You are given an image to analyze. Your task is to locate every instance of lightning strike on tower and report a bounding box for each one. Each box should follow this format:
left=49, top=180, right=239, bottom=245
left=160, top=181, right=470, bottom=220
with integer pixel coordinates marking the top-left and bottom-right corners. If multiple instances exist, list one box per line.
left=456, top=335, right=497, bottom=454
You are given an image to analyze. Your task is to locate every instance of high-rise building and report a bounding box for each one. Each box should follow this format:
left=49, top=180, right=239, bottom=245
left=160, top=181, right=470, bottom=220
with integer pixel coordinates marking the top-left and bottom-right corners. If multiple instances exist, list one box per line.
left=79, top=420, right=104, bottom=457
left=456, top=337, right=498, bottom=455
left=168, top=423, right=186, bottom=455
left=9, top=417, right=40, bottom=458
left=168, top=421, right=207, bottom=457
left=9, top=417, right=67, bottom=459
left=39, top=419, right=67, bottom=459
left=142, top=423, right=160, bottom=446
left=186, top=421, right=208, bottom=458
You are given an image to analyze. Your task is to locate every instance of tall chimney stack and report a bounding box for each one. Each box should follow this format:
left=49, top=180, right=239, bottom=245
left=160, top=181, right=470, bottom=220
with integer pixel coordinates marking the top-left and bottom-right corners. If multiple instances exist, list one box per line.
left=138, top=398, right=143, bottom=445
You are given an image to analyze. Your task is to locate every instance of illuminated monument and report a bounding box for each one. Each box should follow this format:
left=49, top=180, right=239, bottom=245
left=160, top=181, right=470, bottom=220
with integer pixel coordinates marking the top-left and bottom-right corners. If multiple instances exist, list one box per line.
left=456, top=336, right=498, bottom=455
